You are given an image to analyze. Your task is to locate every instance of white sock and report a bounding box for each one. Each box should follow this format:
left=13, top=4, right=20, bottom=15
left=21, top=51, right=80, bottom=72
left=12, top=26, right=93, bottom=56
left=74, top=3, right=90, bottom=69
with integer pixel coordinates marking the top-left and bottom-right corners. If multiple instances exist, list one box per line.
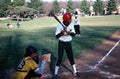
left=55, top=66, right=59, bottom=75
left=72, top=64, right=77, bottom=73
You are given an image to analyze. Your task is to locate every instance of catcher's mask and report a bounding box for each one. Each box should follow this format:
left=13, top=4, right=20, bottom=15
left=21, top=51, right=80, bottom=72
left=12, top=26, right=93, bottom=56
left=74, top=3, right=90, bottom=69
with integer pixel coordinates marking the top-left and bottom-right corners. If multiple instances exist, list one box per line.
left=41, top=48, right=51, bottom=55
left=25, top=45, right=38, bottom=56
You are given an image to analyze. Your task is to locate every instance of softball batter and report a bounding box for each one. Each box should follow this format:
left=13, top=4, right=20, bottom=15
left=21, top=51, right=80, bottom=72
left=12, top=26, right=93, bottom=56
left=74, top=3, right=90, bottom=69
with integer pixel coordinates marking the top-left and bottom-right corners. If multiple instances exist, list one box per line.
left=53, top=13, right=80, bottom=79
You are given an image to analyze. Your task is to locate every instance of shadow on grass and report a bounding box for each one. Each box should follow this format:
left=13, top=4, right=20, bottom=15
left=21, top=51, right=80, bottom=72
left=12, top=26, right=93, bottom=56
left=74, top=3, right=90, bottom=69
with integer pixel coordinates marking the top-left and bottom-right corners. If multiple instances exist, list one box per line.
left=0, top=27, right=57, bottom=79
left=0, top=26, right=119, bottom=79
left=72, top=26, right=120, bottom=57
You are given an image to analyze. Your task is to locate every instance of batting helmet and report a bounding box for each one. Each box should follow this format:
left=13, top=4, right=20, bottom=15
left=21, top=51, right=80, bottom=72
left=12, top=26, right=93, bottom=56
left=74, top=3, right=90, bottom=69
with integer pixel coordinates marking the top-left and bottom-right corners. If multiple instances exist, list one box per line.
left=63, top=13, right=72, bottom=23
left=25, top=45, right=38, bottom=56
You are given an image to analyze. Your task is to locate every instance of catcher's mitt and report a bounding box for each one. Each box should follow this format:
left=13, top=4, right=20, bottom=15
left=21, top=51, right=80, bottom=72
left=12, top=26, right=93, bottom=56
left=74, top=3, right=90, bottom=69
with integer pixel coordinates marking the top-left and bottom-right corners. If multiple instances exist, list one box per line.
left=40, top=53, right=51, bottom=62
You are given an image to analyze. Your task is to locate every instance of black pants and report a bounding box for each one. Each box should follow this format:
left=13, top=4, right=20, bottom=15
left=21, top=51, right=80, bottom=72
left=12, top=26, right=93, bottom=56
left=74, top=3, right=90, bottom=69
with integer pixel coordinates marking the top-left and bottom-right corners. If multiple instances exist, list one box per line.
left=74, top=25, right=80, bottom=34
left=56, top=41, right=75, bottom=66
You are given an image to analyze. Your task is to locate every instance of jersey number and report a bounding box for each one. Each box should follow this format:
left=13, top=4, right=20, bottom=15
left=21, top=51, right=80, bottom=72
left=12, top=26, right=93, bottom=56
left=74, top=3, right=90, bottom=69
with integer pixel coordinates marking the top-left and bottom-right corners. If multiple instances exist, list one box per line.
left=17, top=60, right=25, bottom=70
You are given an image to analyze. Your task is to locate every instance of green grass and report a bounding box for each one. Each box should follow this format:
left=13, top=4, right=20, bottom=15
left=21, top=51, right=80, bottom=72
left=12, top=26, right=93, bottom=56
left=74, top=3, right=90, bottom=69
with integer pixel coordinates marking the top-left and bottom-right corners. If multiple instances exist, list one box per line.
left=0, top=15, right=120, bottom=75
left=80, top=15, right=120, bottom=26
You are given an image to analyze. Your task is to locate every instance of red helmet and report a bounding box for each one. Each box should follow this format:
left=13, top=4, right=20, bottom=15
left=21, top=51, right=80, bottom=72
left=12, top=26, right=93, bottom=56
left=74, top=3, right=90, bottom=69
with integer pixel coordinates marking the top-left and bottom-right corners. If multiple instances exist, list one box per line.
left=63, top=13, right=72, bottom=23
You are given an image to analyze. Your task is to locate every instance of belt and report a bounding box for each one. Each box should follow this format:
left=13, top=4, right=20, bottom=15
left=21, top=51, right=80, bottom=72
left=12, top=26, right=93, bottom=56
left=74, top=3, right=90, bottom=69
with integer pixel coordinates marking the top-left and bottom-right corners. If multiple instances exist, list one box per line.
left=59, top=40, right=71, bottom=43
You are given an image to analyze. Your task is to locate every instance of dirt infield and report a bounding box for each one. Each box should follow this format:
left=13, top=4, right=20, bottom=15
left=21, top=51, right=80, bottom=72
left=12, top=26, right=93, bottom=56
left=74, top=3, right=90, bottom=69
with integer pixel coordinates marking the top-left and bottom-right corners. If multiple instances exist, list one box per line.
left=43, top=30, right=120, bottom=79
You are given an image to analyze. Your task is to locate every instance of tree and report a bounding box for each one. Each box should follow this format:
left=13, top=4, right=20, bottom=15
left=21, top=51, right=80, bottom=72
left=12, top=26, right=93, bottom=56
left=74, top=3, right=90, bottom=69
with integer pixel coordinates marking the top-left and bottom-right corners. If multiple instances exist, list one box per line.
left=27, top=0, right=39, bottom=9
left=0, top=0, right=11, bottom=17
left=51, top=0, right=60, bottom=14
left=11, top=0, right=24, bottom=6
left=93, top=0, right=104, bottom=15
left=67, top=0, right=74, bottom=13
left=8, top=6, right=36, bottom=15
left=80, top=0, right=89, bottom=14
left=107, top=0, right=116, bottom=14
left=27, top=0, right=45, bottom=14
left=37, top=0, right=46, bottom=14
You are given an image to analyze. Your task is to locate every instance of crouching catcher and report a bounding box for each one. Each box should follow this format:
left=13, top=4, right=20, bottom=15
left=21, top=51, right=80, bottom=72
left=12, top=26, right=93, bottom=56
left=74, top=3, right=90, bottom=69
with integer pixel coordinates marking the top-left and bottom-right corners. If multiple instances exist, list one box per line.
left=13, top=45, right=51, bottom=79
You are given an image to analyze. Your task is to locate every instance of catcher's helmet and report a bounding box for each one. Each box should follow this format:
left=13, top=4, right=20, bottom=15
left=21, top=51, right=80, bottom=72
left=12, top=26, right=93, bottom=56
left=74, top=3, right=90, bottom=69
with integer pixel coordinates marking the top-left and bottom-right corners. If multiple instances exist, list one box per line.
left=25, top=45, right=38, bottom=56
left=63, top=13, right=72, bottom=23
left=41, top=48, right=52, bottom=55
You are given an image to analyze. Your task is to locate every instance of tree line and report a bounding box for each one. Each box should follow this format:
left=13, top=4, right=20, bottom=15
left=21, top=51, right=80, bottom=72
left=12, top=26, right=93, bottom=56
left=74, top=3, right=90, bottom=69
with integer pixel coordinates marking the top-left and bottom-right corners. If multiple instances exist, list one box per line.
left=0, top=0, right=118, bottom=17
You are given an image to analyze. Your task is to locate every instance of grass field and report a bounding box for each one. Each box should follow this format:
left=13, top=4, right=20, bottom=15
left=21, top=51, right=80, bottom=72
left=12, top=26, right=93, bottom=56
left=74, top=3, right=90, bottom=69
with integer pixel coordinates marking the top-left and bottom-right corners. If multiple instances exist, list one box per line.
left=0, top=15, right=120, bottom=77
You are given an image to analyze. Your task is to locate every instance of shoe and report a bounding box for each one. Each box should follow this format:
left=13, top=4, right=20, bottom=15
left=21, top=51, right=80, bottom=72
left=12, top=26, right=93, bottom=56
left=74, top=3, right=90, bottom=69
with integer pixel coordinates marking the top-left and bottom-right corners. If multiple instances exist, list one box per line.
left=73, top=72, right=80, bottom=77
left=53, top=74, right=58, bottom=79
left=76, top=72, right=80, bottom=77
left=76, top=34, right=80, bottom=36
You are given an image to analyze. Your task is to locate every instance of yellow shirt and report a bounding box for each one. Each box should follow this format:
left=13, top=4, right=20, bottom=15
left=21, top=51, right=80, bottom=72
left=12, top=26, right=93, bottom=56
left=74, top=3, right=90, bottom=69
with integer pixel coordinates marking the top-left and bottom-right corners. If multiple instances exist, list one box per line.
left=13, top=56, right=38, bottom=79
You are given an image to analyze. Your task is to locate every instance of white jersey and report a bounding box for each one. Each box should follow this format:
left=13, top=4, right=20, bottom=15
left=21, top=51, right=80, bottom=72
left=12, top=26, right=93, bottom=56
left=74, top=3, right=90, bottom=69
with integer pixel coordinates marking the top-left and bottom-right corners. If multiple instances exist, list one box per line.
left=55, top=22, right=75, bottom=42
left=74, top=17, right=80, bottom=25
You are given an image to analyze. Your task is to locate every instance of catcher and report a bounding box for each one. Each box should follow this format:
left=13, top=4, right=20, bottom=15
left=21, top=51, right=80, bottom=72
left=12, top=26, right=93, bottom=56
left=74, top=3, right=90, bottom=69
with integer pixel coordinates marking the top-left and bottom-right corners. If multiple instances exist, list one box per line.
left=13, top=45, right=51, bottom=79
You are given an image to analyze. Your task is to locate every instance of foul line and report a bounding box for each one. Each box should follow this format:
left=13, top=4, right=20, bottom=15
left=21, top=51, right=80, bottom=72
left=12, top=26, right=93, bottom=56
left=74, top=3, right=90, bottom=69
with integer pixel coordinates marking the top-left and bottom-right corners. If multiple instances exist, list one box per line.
left=93, top=40, right=120, bottom=70
left=43, top=40, right=120, bottom=78
left=99, top=71, right=120, bottom=78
